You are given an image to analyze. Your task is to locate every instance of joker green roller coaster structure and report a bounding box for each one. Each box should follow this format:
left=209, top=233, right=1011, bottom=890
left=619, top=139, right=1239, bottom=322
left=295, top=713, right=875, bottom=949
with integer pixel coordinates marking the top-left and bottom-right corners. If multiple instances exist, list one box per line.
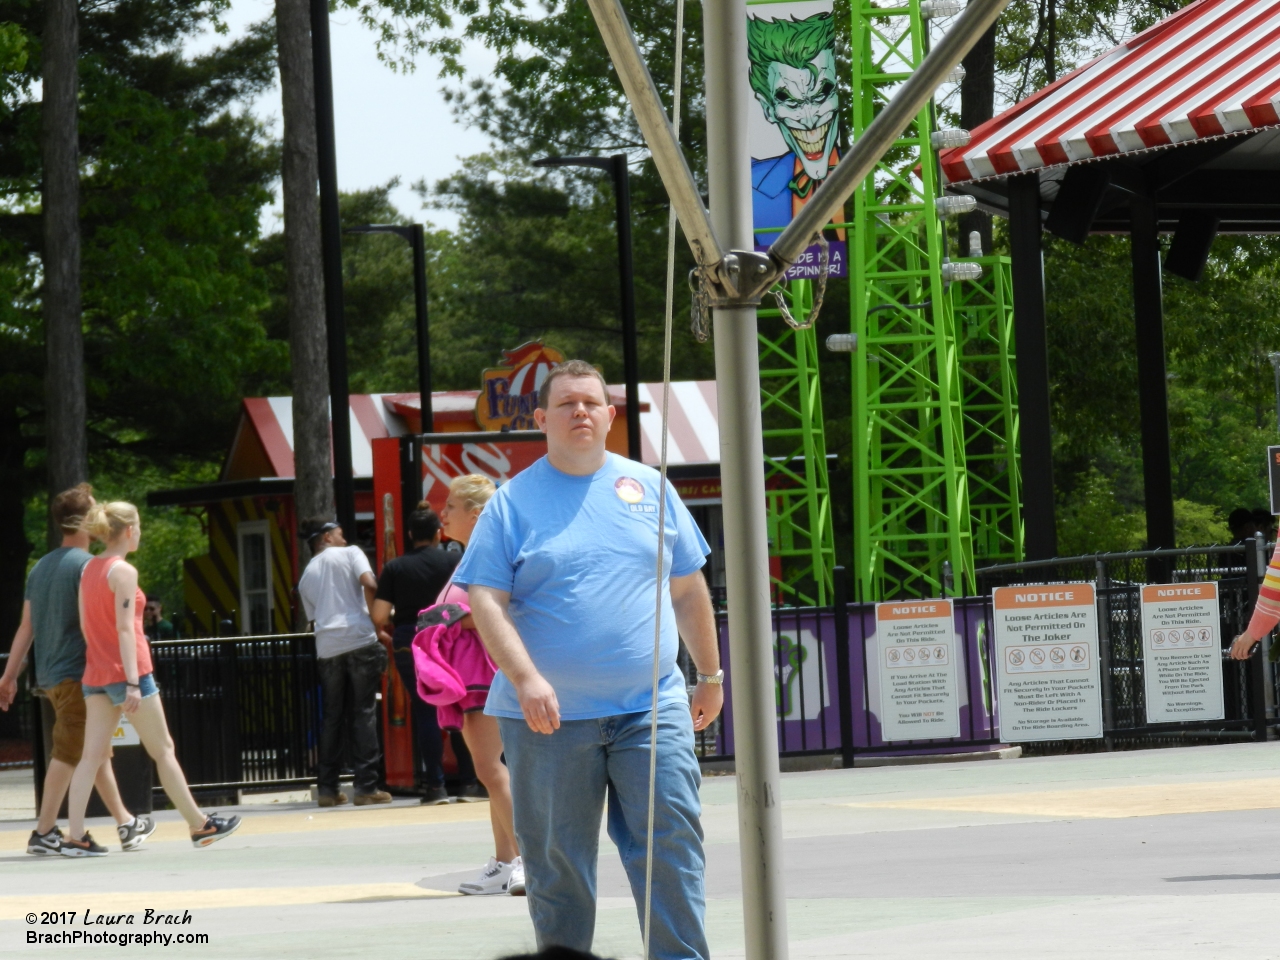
left=757, top=0, right=1021, bottom=603
left=761, top=0, right=1021, bottom=603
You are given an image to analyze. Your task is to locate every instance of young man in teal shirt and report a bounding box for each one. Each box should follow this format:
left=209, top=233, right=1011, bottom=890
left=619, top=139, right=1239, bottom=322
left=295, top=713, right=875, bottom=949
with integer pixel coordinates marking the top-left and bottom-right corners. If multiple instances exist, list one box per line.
left=0, top=484, right=153, bottom=855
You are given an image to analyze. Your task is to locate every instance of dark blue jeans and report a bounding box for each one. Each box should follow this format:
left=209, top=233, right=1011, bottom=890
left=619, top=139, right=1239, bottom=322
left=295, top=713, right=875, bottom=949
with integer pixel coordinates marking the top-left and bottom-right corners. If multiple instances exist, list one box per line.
left=317, top=642, right=386, bottom=796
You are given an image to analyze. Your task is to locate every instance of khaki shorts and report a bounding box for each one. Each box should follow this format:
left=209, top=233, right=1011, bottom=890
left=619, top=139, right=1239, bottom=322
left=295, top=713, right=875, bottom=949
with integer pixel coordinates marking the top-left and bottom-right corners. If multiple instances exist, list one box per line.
left=44, top=678, right=87, bottom=765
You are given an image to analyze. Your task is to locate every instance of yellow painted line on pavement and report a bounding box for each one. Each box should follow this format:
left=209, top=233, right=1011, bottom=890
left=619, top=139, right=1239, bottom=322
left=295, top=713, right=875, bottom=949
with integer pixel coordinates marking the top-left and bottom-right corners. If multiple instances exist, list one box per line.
left=0, top=883, right=459, bottom=920
left=850, top=777, right=1280, bottom=819
left=0, top=801, right=490, bottom=851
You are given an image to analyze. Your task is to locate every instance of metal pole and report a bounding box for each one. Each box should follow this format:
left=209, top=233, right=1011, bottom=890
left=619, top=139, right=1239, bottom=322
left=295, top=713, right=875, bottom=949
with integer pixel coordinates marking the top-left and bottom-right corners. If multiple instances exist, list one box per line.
left=410, top=224, right=434, bottom=432
left=310, top=0, right=355, bottom=535
left=832, top=566, right=854, bottom=769
left=1246, top=536, right=1269, bottom=742
left=703, top=0, right=787, bottom=956
left=612, top=154, right=643, bottom=461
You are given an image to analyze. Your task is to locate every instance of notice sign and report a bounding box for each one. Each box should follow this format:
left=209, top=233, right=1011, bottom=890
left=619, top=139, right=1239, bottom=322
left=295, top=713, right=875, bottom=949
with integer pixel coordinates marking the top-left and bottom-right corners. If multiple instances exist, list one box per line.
left=875, top=600, right=960, bottom=741
left=992, top=585, right=1103, bottom=740
left=1139, top=582, right=1224, bottom=724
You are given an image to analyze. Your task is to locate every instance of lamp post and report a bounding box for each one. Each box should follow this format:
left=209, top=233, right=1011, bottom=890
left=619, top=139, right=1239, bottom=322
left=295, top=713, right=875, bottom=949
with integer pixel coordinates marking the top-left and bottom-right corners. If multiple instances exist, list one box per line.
left=532, top=154, right=642, bottom=461
left=345, top=224, right=434, bottom=432
left=309, top=0, right=355, bottom=536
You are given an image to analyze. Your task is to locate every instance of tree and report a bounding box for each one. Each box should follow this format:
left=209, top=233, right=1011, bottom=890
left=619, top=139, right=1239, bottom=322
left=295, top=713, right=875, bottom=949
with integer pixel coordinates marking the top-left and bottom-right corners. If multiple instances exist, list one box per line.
left=0, top=1, right=283, bottom=643
left=41, top=0, right=86, bottom=545
left=274, top=0, right=332, bottom=560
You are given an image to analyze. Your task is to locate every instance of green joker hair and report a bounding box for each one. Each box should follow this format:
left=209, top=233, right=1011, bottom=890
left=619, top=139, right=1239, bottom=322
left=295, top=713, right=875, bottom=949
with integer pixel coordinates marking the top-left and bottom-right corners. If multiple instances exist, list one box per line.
left=746, top=13, right=836, bottom=104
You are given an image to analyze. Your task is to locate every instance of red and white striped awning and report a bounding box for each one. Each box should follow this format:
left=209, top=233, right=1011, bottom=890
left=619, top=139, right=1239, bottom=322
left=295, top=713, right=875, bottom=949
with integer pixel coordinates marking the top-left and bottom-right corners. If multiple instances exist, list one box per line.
left=940, top=0, right=1280, bottom=185
left=231, top=382, right=722, bottom=480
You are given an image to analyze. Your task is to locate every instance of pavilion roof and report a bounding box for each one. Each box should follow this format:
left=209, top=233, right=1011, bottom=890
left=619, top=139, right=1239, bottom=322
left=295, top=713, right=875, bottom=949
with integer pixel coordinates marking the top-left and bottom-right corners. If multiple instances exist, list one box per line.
left=940, top=0, right=1280, bottom=187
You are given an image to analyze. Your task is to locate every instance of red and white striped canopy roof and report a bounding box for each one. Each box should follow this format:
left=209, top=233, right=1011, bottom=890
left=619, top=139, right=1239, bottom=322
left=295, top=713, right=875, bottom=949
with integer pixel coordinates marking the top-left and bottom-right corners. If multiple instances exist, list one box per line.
left=232, top=382, right=722, bottom=480
left=940, top=0, right=1280, bottom=185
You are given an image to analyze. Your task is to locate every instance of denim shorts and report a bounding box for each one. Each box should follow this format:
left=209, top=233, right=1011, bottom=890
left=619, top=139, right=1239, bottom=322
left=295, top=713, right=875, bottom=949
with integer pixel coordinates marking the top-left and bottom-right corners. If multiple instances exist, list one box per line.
left=82, top=673, right=159, bottom=706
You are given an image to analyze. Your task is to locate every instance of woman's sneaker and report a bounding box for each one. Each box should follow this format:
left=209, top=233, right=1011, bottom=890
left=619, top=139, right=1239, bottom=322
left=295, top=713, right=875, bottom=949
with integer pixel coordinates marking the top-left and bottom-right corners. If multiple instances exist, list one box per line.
left=191, top=814, right=241, bottom=848
left=507, top=856, right=526, bottom=896
left=118, top=815, right=157, bottom=851
left=60, top=832, right=108, bottom=858
left=458, top=857, right=514, bottom=896
left=27, top=827, right=63, bottom=856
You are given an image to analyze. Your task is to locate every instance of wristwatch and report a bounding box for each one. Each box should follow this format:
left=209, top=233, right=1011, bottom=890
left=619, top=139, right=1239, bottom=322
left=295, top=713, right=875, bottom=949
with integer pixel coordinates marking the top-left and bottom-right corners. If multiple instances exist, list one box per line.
left=696, top=669, right=724, bottom=685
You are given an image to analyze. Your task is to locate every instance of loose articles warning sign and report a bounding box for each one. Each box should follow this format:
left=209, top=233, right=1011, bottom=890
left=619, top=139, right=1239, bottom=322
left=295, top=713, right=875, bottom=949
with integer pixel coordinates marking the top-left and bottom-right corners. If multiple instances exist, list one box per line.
left=1139, top=582, right=1224, bottom=724
left=875, top=599, right=960, bottom=741
left=992, top=585, right=1102, bottom=740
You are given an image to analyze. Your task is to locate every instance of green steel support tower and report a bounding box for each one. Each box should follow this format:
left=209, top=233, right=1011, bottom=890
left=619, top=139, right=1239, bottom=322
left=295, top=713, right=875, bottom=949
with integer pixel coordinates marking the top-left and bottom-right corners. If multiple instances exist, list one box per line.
left=758, top=280, right=836, bottom=606
left=849, top=0, right=974, bottom=599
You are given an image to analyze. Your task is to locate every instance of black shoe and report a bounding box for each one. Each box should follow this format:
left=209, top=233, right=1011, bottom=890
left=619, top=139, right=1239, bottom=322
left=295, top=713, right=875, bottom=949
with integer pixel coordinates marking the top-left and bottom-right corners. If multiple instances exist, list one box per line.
left=191, top=814, right=241, bottom=848
left=455, top=781, right=488, bottom=802
left=60, top=832, right=108, bottom=858
left=118, top=815, right=157, bottom=851
left=420, top=785, right=451, bottom=806
left=27, top=827, right=63, bottom=856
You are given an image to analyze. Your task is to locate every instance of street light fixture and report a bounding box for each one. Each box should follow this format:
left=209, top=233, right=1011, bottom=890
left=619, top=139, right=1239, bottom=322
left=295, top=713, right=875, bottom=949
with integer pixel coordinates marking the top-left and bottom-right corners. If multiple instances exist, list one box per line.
left=532, top=154, right=642, bottom=462
left=344, top=224, right=434, bottom=432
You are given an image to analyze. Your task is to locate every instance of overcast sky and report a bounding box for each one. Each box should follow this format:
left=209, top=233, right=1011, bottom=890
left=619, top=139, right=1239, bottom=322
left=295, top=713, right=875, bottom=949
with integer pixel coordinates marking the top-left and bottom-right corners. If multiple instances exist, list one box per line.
left=187, top=0, right=496, bottom=232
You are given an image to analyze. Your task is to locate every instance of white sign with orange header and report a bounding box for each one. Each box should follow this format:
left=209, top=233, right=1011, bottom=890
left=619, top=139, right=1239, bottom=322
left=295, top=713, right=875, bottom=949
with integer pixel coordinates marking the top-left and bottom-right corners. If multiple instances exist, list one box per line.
left=1139, top=582, right=1223, bottom=724
left=875, top=599, right=960, bottom=741
left=992, top=585, right=1102, bottom=740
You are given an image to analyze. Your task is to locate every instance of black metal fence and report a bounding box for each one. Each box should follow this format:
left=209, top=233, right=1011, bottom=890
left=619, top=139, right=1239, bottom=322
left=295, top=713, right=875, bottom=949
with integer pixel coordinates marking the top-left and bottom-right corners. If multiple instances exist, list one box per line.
left=689, top=545, right=1276, bottom=763
left=149, top=633, right=322, bottom=796
left=977, top=541, right=1275, bottom=748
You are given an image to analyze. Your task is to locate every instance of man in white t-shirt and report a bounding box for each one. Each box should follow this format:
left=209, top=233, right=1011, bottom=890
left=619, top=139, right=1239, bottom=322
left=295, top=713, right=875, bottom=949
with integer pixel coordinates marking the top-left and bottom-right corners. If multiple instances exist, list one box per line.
left=298, top=520, right=391, bottom=807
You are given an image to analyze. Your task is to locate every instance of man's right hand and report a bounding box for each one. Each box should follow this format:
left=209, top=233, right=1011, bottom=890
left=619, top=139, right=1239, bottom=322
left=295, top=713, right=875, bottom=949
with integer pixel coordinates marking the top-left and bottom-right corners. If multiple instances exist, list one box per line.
left=0, top=675, right=15, bottom=711
left=516, top=673, right=561, bottom=734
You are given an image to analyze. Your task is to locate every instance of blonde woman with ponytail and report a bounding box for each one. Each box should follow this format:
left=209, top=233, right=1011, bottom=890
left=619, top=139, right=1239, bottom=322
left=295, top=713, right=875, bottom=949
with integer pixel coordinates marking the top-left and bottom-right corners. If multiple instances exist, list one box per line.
left=433, top=474, right=523, bottom=895
left=62, top=501, right=241, bottom=857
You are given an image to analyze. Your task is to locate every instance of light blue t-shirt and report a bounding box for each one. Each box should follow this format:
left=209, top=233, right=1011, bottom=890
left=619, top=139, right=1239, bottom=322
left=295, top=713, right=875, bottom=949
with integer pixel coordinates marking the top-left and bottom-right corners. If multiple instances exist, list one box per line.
left=452, top=452, right=710, bottom=720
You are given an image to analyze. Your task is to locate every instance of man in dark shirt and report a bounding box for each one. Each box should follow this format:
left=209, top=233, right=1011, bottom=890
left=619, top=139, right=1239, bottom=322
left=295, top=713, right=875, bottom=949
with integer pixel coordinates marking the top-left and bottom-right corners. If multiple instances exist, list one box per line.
left=372, top=503, right=478, bottom=803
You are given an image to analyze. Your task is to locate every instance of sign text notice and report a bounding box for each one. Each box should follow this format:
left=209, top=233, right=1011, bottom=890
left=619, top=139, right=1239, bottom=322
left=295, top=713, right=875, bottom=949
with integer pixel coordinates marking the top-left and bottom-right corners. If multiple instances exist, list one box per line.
left=1139, top=582, right=1224, bottom=724
left=992, top=585, right=1103, bottom=740
left=874, top=599, right=960, bottom=741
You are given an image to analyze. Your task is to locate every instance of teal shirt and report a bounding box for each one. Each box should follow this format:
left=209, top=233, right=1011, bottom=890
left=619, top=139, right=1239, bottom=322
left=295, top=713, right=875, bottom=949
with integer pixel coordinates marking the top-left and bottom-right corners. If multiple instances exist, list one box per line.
left=25, top=547, right=92, bottom=688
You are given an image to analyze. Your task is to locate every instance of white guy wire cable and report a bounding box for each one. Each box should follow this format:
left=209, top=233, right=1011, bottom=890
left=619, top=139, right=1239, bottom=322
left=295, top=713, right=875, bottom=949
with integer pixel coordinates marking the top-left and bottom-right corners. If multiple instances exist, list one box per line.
left=643, top=1, right=685, bottom=957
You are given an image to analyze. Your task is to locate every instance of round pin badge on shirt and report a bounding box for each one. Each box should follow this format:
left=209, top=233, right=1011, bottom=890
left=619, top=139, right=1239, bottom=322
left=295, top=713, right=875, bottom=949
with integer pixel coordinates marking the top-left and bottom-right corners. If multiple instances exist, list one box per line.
left=615, top=477, right=645, bottom=504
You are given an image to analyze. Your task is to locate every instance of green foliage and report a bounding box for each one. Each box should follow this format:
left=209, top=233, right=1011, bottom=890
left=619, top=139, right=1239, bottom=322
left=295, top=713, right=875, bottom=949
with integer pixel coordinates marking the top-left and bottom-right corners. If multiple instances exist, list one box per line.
left=1, top=0, right=282, bottom=641
left=1173, top=499, right=1228, bottom=548
left=1056, top=468, right=1144, bottom=556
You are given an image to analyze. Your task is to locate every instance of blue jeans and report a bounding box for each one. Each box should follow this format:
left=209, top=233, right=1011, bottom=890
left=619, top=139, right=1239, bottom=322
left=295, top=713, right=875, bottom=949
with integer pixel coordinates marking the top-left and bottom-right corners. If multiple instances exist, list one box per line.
left=499, top=700, right=708, bottom=960
left=82, top=672, right=159, bottom=706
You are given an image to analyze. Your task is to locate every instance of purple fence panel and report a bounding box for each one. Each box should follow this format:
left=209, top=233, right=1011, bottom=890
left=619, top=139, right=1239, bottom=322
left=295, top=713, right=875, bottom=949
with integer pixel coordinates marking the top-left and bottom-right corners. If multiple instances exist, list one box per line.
left=706, top=598, right=1002, bottom=760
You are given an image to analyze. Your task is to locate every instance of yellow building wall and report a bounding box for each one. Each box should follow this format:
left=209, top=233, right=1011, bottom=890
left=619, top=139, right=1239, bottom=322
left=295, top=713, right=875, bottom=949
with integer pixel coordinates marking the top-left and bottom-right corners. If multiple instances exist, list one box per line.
left=182, top=497, right=294, bottom=636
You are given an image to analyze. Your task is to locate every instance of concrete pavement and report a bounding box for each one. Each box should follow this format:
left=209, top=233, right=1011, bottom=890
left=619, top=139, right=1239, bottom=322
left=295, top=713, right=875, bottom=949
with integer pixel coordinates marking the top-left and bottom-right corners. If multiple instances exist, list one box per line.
left=3, top=741, right=1280, bottom=957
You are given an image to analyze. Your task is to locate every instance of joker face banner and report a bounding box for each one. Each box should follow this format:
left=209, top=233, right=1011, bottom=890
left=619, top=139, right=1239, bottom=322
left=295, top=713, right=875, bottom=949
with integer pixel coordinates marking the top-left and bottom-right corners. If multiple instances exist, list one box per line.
left=747, top=1, right=846, bottom=279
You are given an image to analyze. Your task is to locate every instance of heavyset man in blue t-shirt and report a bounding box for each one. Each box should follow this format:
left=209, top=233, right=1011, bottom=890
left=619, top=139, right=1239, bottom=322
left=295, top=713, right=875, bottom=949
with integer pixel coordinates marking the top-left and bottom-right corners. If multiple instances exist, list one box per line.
left=455, top=360, right=724, bottom=960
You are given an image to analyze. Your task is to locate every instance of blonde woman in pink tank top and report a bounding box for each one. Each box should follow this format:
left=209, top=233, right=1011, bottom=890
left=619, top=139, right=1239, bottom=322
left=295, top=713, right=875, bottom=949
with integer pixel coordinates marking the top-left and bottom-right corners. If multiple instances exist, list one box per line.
left=62, top=501, right=241, bottom=857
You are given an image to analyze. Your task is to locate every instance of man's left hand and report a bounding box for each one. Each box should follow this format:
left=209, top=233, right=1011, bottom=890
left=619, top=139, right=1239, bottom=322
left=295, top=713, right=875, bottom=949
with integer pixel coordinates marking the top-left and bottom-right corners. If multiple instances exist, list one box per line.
left=691, top=681, right=723, bottom=732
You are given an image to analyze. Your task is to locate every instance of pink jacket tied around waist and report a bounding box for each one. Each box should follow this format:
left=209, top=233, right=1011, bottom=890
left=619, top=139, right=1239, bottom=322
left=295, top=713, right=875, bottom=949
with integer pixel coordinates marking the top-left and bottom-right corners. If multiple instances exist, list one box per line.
left=411, top=601, right=498, bottom=731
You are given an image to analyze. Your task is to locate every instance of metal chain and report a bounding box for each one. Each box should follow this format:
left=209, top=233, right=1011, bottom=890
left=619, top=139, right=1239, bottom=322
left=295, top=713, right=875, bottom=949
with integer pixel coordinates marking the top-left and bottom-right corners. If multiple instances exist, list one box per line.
left=770, top=232, right=829, bottom=330
left=689, top=266, right=713, bottom=342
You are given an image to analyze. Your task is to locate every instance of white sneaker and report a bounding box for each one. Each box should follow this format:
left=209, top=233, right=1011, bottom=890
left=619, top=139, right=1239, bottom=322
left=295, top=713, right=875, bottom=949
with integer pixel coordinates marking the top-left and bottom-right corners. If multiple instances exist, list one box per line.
left=507, top=856, right=525, bottom=896
left=458, top=857, right=514, bottom=896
